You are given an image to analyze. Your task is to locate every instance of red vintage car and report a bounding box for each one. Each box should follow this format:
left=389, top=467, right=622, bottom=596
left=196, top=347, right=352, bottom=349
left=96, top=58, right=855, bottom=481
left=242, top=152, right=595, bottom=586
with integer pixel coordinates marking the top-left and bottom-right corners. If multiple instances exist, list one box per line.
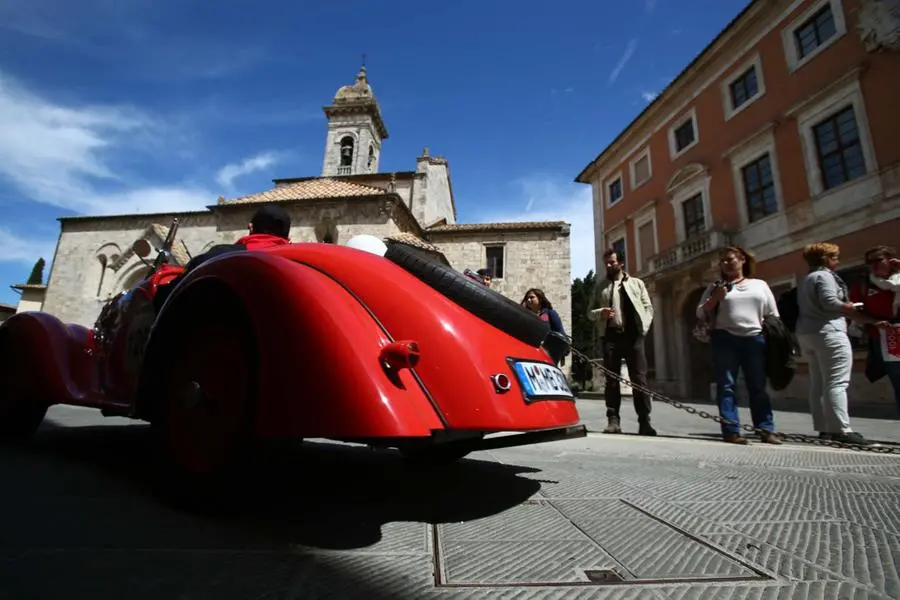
left=0, top=219, right=584, bottom=482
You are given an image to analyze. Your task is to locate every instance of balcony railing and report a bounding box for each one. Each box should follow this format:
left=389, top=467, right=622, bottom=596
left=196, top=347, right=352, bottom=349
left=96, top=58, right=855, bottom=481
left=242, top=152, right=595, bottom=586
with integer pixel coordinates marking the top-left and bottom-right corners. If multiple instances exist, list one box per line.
left=647, top=229, right=733, bottom=275
left=337, top=166, right=352, bottom=175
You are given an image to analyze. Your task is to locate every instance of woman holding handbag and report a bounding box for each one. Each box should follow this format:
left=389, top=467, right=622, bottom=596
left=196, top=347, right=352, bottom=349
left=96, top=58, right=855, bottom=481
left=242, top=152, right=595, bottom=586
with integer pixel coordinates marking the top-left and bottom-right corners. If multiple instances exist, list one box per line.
left=696, top=246, right=781, bottom=445
left=796, top=243, right=891, bottom=444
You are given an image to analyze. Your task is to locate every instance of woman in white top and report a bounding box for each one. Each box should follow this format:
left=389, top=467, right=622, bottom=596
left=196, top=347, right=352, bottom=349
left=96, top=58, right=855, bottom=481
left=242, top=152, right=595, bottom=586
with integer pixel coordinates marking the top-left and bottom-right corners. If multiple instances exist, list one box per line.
left=696, top=246, right=781, bottom=445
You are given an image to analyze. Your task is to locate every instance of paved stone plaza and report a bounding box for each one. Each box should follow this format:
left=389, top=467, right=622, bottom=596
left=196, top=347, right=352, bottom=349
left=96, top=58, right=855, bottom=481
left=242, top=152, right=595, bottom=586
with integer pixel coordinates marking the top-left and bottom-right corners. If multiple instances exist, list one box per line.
left=0, top=403, right=898, bottom=599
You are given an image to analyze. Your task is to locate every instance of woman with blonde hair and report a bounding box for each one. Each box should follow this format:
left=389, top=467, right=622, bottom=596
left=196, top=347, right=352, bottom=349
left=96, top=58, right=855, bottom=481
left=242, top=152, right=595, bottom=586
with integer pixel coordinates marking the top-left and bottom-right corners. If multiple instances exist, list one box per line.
left=796, top=243, right=891, bottom=445
left=697, top=246, right=780, bottom=445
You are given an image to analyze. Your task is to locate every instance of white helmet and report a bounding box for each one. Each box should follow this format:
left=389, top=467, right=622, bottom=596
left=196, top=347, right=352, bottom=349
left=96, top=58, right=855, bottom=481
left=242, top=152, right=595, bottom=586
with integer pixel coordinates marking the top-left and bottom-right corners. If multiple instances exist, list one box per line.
left=346, top=234, right=388, bottom=257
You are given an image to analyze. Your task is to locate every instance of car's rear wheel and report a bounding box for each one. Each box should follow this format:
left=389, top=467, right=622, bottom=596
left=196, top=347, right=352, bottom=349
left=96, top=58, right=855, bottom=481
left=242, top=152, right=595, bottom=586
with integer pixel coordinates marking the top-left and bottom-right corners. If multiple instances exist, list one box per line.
left=0, top=330, right=48, bottom=444
left=148, top=293, right=258, bottom=498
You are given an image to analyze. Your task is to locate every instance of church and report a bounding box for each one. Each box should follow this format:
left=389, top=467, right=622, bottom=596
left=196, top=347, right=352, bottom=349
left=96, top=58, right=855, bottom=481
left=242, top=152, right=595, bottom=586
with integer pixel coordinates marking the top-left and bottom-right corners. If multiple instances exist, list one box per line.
left=33, top=67, right=573, bottom=336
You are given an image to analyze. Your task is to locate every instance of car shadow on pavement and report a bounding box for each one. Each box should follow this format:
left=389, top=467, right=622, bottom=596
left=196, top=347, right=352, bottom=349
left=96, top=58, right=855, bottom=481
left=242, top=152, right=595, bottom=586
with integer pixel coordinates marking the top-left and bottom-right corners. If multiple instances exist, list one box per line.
left=16, top=420, right=544, bottom=552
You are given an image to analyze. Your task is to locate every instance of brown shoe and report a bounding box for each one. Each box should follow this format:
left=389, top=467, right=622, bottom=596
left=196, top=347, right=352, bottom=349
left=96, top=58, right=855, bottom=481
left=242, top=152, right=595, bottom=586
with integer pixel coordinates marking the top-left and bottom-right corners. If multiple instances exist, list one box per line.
left=723, top=433, right=748, bottom=445
left=603, top=417, right=622, bottom=434
left=759, top=432, right=782, bottom=445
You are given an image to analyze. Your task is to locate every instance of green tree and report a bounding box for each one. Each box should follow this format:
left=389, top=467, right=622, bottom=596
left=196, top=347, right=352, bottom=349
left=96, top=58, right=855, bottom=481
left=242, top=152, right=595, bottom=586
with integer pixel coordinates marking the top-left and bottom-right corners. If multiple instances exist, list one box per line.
left=27, top=257, right=45, bottom=285
left=570, top=269, right=596, bottom=389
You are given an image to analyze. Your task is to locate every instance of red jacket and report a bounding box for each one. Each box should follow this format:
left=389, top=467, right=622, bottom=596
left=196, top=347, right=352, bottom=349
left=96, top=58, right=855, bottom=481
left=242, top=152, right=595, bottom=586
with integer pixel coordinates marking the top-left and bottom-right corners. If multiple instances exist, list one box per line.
left=237, top=233, right=289, bottom=251
left=850, top=277, right=899, bottom=339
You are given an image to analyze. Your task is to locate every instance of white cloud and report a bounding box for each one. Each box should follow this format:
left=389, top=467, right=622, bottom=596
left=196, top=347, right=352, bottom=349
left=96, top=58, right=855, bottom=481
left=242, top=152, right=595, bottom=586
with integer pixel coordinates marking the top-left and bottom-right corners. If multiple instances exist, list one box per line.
left=0, top=70, right=213, bottom=216
left=472, top=177, right=596, bottom=281
left=608, top=38, right=639, bottom=85
left=0, top=227, right=55, bottom=266
left=641, top=90, right=659, bottom=102
left=215, top=152, right=282, bottom=189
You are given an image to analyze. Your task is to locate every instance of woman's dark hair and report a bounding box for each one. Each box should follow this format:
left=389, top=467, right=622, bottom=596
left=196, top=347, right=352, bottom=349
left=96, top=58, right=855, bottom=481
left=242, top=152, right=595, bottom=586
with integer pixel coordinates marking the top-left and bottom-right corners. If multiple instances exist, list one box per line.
left=522, top=288, right=552, bottom=310
left=865, top=245, right=896, bottom=264
left=719, top=245, right=756, bottom=279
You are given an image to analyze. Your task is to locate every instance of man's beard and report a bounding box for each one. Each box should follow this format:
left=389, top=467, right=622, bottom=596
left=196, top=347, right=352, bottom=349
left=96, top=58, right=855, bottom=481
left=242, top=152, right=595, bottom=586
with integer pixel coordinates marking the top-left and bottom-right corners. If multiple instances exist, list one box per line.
left=606, top=267, right=621, bottom=280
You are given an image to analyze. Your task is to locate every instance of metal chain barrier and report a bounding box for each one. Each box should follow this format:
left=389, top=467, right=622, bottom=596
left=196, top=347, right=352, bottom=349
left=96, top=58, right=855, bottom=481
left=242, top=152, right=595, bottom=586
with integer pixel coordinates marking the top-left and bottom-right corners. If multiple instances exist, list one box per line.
left=568, top=346, right=900, bottom=455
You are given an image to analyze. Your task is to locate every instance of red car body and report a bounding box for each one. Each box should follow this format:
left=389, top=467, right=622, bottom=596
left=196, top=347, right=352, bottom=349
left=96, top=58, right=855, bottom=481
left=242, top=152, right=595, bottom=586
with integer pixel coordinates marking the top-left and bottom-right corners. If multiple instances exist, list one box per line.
left=0, top=229, right=584, bottom=475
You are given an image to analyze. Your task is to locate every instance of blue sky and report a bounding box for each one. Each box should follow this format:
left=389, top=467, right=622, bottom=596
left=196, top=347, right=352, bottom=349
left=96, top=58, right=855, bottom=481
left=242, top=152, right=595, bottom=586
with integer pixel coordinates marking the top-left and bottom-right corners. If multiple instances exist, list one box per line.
left=0, top=0, right=749, bottom=307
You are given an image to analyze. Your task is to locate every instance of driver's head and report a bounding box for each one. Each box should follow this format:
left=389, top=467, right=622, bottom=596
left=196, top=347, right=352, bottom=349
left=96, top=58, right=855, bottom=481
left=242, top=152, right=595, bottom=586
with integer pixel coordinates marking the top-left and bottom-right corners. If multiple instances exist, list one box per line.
left=249, top=204, right=291, bottom=239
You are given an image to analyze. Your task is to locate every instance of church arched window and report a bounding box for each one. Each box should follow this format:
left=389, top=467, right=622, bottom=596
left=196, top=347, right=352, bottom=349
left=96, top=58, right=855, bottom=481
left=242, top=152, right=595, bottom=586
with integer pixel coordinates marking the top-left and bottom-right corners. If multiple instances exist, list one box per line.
left=96, top=255, right=108, bottom=297
left=94, top=242, right=122, bottom=298
left=367, top=144, right=375, bottom=171
left=339, top=136, right=354, bottom=174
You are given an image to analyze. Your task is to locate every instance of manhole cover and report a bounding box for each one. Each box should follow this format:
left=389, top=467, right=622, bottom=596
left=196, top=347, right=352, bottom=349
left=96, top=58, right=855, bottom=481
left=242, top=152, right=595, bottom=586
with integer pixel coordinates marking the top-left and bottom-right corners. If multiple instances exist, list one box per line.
left=432, top=499, right=773, bottom=588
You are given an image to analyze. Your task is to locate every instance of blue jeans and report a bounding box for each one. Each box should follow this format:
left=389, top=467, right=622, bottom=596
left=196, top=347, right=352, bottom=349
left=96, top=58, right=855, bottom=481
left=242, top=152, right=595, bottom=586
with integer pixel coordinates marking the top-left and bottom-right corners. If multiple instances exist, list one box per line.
left=866, top=336, right=900, bottom=414
left=711, top=330, right=775, bottom=436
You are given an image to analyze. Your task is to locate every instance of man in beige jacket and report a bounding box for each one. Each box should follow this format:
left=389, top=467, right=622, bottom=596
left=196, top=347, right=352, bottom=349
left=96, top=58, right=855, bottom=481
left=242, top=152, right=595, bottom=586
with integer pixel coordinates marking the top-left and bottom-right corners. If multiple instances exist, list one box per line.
left=589, top=248, right=656, bottom=435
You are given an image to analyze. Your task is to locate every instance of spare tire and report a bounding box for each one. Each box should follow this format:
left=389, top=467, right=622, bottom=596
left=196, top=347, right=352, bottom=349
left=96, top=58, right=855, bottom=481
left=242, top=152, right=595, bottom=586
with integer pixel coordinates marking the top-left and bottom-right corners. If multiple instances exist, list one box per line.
left=385, top=244, right=550, bottom=347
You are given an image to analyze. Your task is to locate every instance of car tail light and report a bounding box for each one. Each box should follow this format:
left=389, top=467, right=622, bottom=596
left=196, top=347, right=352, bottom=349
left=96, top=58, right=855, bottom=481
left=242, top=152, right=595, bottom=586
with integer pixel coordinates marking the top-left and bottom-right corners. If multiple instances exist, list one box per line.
left=491, top=373, right=511, bottom=393
left=380, top=340, right=420, bottom=370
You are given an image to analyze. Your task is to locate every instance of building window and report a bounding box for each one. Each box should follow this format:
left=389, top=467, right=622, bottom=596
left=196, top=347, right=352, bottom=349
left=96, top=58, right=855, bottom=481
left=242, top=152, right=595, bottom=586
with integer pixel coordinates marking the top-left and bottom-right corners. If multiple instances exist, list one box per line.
left=682, top=193, right=706, bottom=239
left=729, top=66, right=759, bottom=110
left=608, top=177, right=623, bottom=205
left=741, top=153, right=779, bottom=222
left=485, top=245, right=504, bottom=279
left=674, top=119, right=696, bottom=153
left=795, top=4, right=837, bottom=59
left=631, top=150, right=652, bottom=188
left=813, top=105, right=866, bottom=191
left=611, top=237, right=627, bottom=271
left=637, top=219, right=656, bottom=272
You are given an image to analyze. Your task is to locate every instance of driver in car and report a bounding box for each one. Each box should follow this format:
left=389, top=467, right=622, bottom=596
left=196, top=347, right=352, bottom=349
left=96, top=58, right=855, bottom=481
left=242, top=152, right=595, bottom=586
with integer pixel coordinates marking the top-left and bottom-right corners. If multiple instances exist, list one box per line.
left=153, top=204, right=292, bottom=311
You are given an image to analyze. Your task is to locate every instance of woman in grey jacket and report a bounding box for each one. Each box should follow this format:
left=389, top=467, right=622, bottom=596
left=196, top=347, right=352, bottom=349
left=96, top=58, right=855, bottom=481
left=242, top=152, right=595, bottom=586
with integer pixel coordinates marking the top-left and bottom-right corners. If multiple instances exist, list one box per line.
left=796, top=243, right=891, bottom=445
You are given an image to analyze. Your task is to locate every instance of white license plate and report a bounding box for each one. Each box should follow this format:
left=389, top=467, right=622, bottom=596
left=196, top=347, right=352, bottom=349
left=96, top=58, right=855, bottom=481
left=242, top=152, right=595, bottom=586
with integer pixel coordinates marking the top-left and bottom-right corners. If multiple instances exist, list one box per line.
left=511, top=360, right=574, bottom=400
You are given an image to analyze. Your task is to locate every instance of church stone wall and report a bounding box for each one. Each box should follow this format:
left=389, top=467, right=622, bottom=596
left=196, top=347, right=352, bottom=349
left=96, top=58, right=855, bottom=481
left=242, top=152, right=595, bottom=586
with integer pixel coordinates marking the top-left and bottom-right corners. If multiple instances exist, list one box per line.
left=431, top=229, right=572, bottom=368
left=43, top=212, right=219, bottom=326
left=41, top=200, right=403, bottom=327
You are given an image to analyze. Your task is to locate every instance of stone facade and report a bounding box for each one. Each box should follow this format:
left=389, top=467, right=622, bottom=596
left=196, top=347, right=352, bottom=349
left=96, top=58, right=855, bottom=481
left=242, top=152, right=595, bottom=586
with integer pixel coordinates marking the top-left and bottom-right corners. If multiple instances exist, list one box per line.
left=430, top=223, right=573, bottom=346
left=33, top=66, right=573, bottom=371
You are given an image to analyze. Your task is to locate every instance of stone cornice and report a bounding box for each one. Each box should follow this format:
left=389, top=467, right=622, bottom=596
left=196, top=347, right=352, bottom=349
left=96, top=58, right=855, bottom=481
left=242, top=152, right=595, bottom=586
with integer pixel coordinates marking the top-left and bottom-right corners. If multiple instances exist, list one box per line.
left=323, top=103, right=389, bottom=139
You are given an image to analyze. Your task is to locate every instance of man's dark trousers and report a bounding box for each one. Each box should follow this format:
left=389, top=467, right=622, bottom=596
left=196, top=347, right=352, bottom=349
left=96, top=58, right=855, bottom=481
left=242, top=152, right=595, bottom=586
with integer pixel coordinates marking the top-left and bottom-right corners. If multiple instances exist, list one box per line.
left=602, top=329, right=652, bottom=421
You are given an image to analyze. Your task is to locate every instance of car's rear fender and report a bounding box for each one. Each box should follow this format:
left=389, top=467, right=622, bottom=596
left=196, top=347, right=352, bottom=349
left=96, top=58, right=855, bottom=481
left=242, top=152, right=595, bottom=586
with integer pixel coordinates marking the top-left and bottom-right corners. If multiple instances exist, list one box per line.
left=146, top=253, right=446, bottom=439
left=261, top=244, right=580, bottom=431
left=0, top=312, right=99, bottom=407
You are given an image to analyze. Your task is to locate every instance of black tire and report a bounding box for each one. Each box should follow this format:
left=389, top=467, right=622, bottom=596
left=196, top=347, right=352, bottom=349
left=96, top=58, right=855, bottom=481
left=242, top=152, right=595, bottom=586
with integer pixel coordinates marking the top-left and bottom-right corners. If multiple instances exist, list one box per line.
left=142, top=286, right=259, bottom=507
left=385, top=244, right=550, bottom=346
left=0, top=328, right=48, bottom=444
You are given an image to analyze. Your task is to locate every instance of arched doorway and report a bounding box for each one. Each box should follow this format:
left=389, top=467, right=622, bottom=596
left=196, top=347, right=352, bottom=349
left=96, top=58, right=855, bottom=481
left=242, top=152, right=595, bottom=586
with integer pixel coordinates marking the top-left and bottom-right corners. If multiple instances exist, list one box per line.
left=682, top=287, right=713, bottom=399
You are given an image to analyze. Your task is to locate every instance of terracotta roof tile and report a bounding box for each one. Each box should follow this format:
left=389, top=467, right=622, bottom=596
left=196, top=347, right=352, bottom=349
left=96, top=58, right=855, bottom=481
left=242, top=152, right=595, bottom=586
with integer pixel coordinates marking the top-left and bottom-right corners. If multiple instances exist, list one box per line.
left=385, top=232, right=450, bottom=265
left=385, top=232, right=442, bottom=254
left=427, top=221, right=567, bottom=233
left=225, top=178, right=387, bottom=205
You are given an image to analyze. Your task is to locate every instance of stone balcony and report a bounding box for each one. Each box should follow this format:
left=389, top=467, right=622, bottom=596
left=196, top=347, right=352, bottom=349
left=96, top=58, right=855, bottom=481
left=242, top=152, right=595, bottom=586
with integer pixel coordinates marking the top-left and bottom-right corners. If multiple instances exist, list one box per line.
left=646, top=229, right=734, bottom=276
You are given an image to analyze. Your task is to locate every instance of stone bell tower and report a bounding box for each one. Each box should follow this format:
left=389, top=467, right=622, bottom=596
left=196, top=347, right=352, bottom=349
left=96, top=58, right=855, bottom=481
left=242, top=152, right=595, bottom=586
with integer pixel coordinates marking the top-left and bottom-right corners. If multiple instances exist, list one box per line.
left=321, top=66, right=389, bottom=177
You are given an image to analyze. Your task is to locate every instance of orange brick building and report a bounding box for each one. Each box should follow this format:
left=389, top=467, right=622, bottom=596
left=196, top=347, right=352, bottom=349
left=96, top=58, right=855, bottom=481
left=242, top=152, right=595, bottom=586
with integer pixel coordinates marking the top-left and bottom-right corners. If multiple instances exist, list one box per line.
left=576, top=0, right=900, bottom=407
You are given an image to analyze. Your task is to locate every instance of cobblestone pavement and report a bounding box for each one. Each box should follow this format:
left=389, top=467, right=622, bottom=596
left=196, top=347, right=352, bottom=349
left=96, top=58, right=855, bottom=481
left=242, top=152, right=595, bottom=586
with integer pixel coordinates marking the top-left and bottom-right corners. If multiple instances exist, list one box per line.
left=0, top=405, right=898, bottom=599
